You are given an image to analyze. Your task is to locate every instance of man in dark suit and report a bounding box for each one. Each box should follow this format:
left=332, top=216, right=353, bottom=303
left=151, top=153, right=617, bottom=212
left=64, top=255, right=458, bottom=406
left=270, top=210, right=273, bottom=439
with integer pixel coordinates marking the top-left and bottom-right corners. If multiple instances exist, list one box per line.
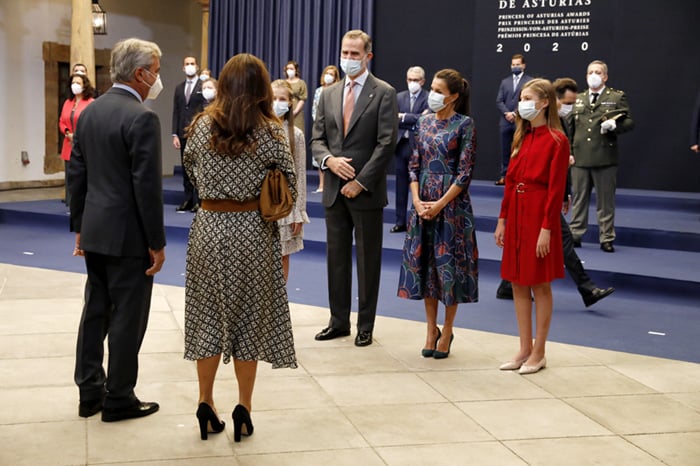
left=497, top=78, right=615, bottom=308
left=311, top=29, right=398, bottom=347
left=68, top=37, right=166, bottom=422
left=391, top=65, right=430, bottom=233
left=495, top=54, right=532, bottom=185
left=569, top=60, right=634, bottom=253
left=172, top=56, right=207, bottom=212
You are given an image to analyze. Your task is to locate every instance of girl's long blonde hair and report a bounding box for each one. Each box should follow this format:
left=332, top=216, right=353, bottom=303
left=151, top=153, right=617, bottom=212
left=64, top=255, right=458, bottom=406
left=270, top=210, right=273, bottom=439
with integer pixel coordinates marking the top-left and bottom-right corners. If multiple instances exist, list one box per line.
left=511, top=78, right=563, bottom=158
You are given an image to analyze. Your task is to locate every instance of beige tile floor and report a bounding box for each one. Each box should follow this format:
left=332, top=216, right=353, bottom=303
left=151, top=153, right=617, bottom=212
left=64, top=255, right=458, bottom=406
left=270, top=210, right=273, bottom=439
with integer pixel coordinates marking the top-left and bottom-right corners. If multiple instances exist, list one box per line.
left=0, top=264, right=699, bottom=465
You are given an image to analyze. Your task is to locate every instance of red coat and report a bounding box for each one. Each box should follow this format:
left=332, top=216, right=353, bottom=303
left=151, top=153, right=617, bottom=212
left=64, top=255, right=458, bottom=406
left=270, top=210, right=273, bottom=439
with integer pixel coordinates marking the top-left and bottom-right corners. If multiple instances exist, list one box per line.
left=499, top=125, right=570, bottom=285
left=59, top=97, right=94, bottom=161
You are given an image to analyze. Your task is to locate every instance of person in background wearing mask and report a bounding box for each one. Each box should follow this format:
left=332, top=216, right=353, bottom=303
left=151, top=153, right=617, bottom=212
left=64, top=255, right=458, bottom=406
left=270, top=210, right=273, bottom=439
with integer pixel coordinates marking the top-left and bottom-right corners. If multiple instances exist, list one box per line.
left=311, top=65, right=341, bottom=193
left=59, top=73, right=95, bottom=205
left=495, top=54, right=532, bottom=185
left=569, top=60, right=634, bottom=253
left=494, top=78, right=569, bottom=375
left=690, top=89, right=700, bottom=153
left=272, top=80, right=310, bottom=281
left=68, top=37, right=166, bottom=422
left=496, top=78, right=615, bottom=308
left=311, top=29, right=398, bottom=347
left=391, top=66, right=431, bottom=233
left=199, top=68, right=212, bottom=81
left=398, top=69, right=478, bottom=359
left=172, top=56, right=207, bottom=212
left=284, top=60, right=308, bottom=131
left=201, top=77, right=217, bottom=105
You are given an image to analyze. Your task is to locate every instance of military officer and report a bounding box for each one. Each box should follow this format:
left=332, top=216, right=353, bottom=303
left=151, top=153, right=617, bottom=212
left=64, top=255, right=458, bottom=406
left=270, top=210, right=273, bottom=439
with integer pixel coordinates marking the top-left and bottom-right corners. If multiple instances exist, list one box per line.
left=569, top=60, right=634, bottom=253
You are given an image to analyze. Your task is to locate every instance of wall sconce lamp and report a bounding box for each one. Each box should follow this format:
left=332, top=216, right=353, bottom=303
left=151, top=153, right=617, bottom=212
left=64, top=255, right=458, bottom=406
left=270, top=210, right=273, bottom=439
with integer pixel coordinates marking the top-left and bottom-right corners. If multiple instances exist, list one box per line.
left=92, top=0, right=107, bottom=35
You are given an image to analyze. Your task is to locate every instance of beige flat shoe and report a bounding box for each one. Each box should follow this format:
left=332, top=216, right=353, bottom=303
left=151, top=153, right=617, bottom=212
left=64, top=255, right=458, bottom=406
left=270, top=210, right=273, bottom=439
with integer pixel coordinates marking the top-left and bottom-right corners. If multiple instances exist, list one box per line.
left=499, top=356, right=529, bottom=371
left=519, top=357, right=547, bottom=375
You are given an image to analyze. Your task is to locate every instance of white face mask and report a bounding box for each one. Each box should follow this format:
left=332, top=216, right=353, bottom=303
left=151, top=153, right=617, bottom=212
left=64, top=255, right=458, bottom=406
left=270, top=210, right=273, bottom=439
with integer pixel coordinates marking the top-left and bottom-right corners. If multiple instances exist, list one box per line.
left=184, top=64, right=197, bottom=77
left=199, top=74, right=210, bottom=81
left=202, top=88, right=216, bottom=101
left=323, top=73, right=335, bottom=85
left=273, top=100, right=290, bottom=117
left=558, top=103, right=573, bottom=118
left=74, top=70, right=86, bottom=76
left=286, top=69, right=296, bottom=79
left=408, top=81, right=421, bottom=94
left=587, top=73, right=603, bottom=89
left=340, top=58, right=363, bottom=78
left=71, top=83, right=84, bottom=96
left=427, top=91, right=447, bottom=112
left=144, top=70, right=163, bottom=100
left=518, top=100, right=541, bottom=121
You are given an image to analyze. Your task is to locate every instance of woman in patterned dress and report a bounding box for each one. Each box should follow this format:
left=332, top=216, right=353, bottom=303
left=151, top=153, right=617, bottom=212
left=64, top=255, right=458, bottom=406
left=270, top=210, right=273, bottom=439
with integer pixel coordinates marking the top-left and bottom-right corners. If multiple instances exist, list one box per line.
left=398, top=69, right=478, bottom=359
left=271, top=79, right=310, bottom=281
left=494, top=78, right=569, bottom=375
left=183, top=54, right=298, bottom=442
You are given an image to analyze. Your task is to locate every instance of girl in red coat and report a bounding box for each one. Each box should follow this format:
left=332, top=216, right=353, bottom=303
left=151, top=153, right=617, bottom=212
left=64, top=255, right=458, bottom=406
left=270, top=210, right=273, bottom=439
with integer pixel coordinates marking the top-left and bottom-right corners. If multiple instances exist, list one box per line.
left=59, top=73, right=95, bottom=203
left=494, top=78, right=570, bottom=374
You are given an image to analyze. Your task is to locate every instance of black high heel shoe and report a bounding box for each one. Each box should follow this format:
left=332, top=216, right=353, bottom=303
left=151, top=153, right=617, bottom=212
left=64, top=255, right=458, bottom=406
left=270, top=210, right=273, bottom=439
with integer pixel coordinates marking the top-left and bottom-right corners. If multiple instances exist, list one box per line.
left=421, top=327, right=442, bottom=358
left=433, top=333, right=454, bottom=359
left=196, top=402, right=226, bottom=440
left=232, top=404, right=254, bottom=442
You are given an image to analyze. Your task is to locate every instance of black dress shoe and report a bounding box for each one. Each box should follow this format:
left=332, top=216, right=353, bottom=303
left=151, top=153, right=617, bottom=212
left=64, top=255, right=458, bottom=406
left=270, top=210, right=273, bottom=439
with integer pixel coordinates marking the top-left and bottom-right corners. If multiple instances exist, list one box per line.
left=390, top=224, right=407, bottom=233
left=600, top=241, right=615, bottom=253
left=496, top=280, right=513, bottom=300
left=494, top=177, right=505, bottom=186
left=176, top=201, right=192, bottom=212
left=190, top=202, right=200, bottom=212
left=582, top=287, right=615, bottom=307
left=314, top=327, right=351, bottom=341
left=101, top=401, right=159, bottom=422
left=355, top=331, right=373, bottom=347
left=78, top=398, right=103, bottom=418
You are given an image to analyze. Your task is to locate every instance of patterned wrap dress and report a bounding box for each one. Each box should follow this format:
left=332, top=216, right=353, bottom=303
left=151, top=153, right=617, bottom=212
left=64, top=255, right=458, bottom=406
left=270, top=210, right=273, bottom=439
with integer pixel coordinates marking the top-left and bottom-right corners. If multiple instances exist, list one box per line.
left=278, top=120, right=310, bottom=256
left=499, top=125, right=570, bottom=285
left=183, top=115, right=298, bottom=368
left=398, top=113, right=479, bottom=305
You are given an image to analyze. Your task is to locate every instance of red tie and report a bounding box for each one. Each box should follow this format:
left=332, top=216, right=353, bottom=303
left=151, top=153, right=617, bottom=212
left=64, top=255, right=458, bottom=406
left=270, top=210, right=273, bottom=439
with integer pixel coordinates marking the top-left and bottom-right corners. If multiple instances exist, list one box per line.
left=343, top=81, right=356, bottom=136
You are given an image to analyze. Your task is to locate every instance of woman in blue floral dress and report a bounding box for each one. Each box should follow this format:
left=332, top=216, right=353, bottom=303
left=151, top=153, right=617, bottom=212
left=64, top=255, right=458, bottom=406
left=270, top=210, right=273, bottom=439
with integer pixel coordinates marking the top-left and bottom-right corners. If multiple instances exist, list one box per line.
left=398, top=69, right=478, bottom=359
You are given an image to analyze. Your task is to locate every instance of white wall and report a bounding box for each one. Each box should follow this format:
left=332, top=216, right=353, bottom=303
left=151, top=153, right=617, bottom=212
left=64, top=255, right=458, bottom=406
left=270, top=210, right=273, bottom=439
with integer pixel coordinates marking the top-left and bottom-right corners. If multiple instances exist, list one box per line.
left=0, top=0, right=202, bottom=185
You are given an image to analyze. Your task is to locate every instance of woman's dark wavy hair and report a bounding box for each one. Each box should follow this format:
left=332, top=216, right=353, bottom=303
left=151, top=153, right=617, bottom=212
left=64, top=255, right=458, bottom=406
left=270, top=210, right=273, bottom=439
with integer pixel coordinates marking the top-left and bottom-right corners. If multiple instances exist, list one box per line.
left=189, top=53, right=279, bottom=155
left=434, top=68, right=470, bottom=116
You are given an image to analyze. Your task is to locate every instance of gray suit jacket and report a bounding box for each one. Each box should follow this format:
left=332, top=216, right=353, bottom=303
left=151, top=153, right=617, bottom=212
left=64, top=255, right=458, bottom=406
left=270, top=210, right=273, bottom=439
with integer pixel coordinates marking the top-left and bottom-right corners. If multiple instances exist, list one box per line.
left=68, top=86, right=166, bottom=257
left=311, top=73, right=398, bottom=209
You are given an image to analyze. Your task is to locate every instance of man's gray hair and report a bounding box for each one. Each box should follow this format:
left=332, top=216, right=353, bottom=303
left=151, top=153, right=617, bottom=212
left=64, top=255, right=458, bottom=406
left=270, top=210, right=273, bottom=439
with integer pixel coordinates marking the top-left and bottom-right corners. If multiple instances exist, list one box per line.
left=588, top=60, right=608, bottom=75
left=110, top=38, right=162, bottom=83
left=407, top=66, right=425, bottom=79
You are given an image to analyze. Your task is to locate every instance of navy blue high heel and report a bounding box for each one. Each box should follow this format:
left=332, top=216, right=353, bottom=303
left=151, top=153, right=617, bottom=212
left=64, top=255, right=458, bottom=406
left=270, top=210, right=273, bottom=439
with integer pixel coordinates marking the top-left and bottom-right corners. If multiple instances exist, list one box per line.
left=433, top=333, right=454, bottom=359
left=421, top=327, right=442, bottom=357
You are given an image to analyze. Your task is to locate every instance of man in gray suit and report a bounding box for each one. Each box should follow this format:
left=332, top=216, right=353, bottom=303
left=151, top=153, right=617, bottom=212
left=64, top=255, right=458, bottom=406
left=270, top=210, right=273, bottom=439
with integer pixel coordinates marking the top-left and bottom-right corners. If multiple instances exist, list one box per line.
left=311, top=29, right=398, bottom=347
left=569, top=60, right=634, bottom=253
left=69, top=38, right=166, bottom=422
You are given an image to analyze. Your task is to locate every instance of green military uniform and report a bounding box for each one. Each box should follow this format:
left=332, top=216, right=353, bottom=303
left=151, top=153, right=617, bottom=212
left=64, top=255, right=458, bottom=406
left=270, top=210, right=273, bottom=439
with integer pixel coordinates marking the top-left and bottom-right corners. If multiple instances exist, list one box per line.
left=569, top=86, right=634, bottom=245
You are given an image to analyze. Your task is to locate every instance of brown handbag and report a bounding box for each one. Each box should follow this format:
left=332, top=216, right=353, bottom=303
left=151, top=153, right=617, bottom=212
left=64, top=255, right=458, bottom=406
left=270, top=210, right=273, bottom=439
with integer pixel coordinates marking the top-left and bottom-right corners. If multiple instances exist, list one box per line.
left=259, top=167, right=293, bottom=221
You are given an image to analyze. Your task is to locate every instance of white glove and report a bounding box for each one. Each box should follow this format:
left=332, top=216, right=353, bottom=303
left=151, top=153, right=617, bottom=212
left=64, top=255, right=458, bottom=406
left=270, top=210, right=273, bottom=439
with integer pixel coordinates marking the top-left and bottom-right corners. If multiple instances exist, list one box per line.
left=600, top=119, right=616, bottom=134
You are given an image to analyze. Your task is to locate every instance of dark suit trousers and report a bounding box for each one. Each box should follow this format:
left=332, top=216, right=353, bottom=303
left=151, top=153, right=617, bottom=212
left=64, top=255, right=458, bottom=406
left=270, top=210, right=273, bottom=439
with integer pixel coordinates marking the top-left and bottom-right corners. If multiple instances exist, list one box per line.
left=74, top=252, right=153, bottom=407
left=394, top=137, right=411, bottom=226
left=499, top=125, right=515, bottom=177
left=179, top=137, right=199, bottom=205
left=325, top=197, right=384, bottom=333
left=560, top=213, right=595, bottom=294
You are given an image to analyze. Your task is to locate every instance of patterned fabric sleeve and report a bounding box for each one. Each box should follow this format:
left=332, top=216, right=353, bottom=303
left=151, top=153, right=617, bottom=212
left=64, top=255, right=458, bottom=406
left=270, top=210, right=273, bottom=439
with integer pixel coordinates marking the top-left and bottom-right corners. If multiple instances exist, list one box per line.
left=454, top=117, right=477, bottom=189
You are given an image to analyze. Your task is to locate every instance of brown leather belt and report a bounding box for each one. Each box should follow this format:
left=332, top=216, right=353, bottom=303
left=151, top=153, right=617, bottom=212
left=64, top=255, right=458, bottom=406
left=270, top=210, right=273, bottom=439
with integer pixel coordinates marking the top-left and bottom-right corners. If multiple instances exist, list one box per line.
left=200, top=199, right=259, bottom=212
